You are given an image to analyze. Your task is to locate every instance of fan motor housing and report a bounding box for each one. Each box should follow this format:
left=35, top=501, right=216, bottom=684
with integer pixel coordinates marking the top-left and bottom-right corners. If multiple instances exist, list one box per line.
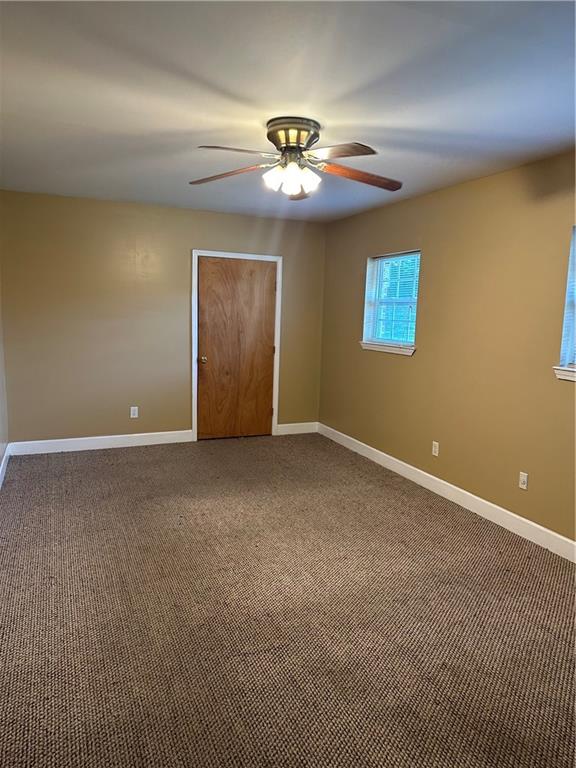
left=266, top=117, right=321, bottom=152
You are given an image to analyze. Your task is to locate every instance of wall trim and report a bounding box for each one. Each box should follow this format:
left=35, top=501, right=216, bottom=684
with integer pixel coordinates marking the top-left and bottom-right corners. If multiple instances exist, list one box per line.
left=275, top=422, right=319, bottom=435
left=553, top=365, right=576, bottom=382
left=317, top=423, right=575, bottom=562
left=4, top=425, right=320, bottom=456
left=0, top=447, right=10, bottom=487
left=8, top=429, right=195, bottom=457
left=359, top=341, right=416, bottom=356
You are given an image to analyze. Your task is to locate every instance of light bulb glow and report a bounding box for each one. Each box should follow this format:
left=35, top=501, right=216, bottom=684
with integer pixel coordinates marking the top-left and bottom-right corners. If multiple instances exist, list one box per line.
left=264, top=161, right=322, bottom=197
left=262, top=165, right=284, bottom=191
left=281, top=180, right=302, bottom=196
left=300, top=167, right=322, bottom=194
left=281, top=162, right=303, bottom=196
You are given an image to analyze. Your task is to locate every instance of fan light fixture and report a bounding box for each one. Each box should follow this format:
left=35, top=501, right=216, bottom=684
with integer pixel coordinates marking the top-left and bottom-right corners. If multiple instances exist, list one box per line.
left=191, top=116, right=403, bottom=199
left=263, top=162, right=322, bottom=196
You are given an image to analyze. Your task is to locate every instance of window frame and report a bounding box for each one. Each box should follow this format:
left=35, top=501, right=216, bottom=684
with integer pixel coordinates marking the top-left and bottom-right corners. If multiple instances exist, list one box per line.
left=360, top=250, right=421, bottom=356
left=554, top=227, right=575, bottom=382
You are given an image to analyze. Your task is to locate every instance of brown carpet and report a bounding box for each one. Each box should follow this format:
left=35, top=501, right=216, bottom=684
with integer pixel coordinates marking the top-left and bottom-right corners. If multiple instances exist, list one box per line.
left=0, top=434, right=573, bottom=767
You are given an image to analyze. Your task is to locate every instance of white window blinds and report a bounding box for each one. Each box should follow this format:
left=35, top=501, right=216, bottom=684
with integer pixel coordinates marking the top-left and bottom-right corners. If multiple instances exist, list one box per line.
left=363, top=252, right=421, bottom=347
left=560, top=228, right=576, bottom=368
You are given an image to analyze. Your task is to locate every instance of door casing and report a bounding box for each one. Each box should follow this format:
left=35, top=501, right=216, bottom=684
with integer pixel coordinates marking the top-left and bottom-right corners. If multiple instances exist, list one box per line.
left=191, top=249, right=282, bottom=442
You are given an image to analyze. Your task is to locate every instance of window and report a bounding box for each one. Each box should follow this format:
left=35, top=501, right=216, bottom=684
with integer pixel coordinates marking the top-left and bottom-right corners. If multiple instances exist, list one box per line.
left=361, top=251, right=421, bottom=355
left=555, top=227, right=576, bottom=381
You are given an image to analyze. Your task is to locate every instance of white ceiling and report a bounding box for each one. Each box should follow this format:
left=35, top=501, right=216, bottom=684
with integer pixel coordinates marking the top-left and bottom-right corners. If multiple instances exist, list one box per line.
left=1, top=2, right=574, bottom=221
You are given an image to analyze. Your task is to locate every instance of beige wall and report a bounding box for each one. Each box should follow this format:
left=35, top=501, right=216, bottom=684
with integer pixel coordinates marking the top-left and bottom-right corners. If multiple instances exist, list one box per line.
left=0, top=192, right=325, bottom=440
left=320, top=152, right=575, bottom=539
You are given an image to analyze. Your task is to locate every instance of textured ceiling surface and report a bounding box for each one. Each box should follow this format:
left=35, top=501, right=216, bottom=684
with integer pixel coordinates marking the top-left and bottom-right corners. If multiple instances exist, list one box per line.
left=1, top=1, right=574, bottom=220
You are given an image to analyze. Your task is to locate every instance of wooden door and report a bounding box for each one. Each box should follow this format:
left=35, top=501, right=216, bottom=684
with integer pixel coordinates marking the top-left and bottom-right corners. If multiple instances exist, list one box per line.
left=197, top=256, right=277, bottom=439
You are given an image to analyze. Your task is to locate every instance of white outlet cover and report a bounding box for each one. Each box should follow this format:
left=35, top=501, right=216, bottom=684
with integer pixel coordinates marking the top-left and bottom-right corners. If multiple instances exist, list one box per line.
left=432, top=441, right=439, bottom=456
left=130, top=406, right=139, bottom=418
left=519, top=471, right=528, bottom=490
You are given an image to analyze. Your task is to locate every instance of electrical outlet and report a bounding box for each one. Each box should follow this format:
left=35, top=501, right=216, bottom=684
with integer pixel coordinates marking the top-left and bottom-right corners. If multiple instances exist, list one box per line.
left=519, top=471, right=528, bottom=490
left=432, top=440, right=439, bottom=457
left=130, top=406, right=139, bottom=419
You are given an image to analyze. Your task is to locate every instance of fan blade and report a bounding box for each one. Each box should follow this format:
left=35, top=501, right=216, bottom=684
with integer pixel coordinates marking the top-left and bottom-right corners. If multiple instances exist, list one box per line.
left=320, top=162, right=402, bottom=191
left=189, top=163, right=268, bottom=185
left=199, top=145, right=278, bottom=159
left=306, top=142, right=376, bottom=160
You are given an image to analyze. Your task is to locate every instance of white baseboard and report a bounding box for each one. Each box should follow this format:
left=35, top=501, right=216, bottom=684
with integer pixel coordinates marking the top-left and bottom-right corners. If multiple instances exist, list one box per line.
left=318, top=423, right=575, bottom=563
left=0, top=446, right=10, bottom=488
left=8, top=429, right=195, bottom=456
left=275, top=422, right=319, bottom=435
left=4, top=425, right=320, bottom=461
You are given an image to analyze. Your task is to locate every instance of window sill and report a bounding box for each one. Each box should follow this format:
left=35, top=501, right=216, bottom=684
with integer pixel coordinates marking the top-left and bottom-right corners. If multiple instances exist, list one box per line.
left=359, top=341, right=416, bottom=356
left=553, top=365, right=576, bottom=382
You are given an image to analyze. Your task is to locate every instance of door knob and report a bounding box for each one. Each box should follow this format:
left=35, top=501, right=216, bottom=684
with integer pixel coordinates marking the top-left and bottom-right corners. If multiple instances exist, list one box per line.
left=200, top=356, right=208, bottom=364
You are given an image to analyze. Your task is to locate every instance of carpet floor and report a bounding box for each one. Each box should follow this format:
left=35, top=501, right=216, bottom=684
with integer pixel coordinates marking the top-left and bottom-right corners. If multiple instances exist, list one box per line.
left=0, top=434, right=573, bottom=767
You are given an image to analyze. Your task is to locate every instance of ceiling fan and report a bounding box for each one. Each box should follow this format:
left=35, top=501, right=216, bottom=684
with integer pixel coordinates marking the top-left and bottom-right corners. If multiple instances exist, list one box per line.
left=189, top=116, right=402, bottom=201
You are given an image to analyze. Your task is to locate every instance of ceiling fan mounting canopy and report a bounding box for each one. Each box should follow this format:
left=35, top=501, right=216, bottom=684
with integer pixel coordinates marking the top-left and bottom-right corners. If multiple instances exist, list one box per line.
left=266, top=116, right=321, bottom=152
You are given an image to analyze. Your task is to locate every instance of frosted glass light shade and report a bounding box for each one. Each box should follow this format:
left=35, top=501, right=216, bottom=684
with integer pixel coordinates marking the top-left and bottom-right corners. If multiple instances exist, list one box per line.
left=263, top=162, right=322, bottom=197
left=300, top=167, right=322, bottom=194
left=262, top=165, right=284, bottom=191
left=280, top=162, right=302, bottom=196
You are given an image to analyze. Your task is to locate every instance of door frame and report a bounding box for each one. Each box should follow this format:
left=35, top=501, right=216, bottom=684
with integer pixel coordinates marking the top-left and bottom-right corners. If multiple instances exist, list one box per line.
left=191, top=249, right=283, bottom=442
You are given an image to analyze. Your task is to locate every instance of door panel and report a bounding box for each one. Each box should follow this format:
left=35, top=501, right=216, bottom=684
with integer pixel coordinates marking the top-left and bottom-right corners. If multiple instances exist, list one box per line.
left=197, top=256, right=276, bottom=439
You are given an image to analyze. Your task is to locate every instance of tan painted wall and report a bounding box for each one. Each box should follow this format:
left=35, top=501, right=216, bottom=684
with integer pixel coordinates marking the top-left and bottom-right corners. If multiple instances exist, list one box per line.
left=320, top=152, right=575, bottom=539
left=0, top=191, right=325, bottom=440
